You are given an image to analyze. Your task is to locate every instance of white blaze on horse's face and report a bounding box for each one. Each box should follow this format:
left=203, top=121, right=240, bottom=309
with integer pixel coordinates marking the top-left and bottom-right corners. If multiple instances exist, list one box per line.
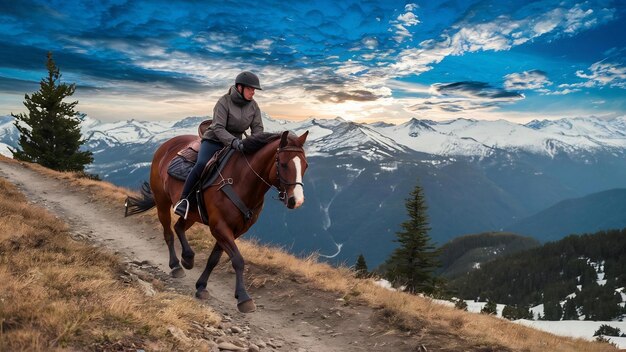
left=291, top=155, right=305, bottom=208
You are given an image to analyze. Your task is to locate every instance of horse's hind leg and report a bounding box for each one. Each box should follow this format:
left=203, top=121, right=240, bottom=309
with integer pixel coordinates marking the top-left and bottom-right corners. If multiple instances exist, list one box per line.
left=156, top=205, right=185, bottom=278
left=174, top=217, right=195, bottom=270
left=195, top=243, right=224, bottom=300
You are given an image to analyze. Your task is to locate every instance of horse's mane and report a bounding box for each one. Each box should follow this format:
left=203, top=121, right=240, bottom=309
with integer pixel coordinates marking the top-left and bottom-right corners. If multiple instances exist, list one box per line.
left=241, top=132, right=282, bottom=153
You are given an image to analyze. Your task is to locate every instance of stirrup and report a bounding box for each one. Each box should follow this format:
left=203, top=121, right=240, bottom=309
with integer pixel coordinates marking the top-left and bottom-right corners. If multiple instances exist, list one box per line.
left=174, top=199, right=190, bottom=219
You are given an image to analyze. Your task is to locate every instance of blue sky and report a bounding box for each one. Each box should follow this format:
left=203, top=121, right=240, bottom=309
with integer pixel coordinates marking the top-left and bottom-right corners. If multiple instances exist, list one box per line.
left=0, top=0, right=624, bottom=123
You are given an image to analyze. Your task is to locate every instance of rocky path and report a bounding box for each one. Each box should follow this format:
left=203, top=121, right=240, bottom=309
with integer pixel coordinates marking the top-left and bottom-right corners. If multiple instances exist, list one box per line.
left=0, top=160, right=420, bottom=352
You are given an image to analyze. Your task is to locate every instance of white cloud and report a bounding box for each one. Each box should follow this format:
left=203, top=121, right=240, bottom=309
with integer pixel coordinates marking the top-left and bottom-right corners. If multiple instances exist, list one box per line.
left=392, top=24, right=412, bottom=43
left=389, top=4, right=420, bottom=43
left=397, top=12, right=419, bottom=26
left=252, top=39, right=274, bottom=51
left=405, top=3, right=418, bottom=12
left=504, top=70, right=552, bottom=90
left=385, top=3, right=616, bottom=78
left=546, top=88, right=581, bottom=95
left=575, top=60, right=626, bottom=88
left=361, top=37, right=378, bottom=50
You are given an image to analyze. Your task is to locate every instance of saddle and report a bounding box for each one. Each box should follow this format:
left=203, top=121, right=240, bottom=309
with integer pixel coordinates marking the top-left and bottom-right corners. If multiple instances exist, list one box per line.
left=166, top=119, right=234, bottom=184
left=167, top=119, right=252, bottom=224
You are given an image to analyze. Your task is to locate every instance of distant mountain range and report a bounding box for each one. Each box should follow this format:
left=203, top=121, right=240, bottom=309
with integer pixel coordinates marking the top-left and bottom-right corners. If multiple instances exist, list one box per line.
left=506, top=188, right=626, bottom=242
left=2, top=113, right=626, bottom=266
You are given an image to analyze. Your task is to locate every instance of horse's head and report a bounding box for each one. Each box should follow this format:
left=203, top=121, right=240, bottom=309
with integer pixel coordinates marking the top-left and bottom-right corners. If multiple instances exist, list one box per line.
left=276, top=130, right=309, bottom=209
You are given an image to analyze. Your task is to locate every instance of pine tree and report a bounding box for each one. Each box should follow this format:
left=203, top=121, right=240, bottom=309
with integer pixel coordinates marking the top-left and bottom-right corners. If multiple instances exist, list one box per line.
left=543, top=300, right=562, bottom=320
left=384, top=181, right=440, bottom=294
left=562, top=298, right=578, bottom=320
left=502, top=305, right=516, bottom=320
left=10, top=52, right=93, bottom=171
left=354, top=254, right=369, bottom=278
left=454, top=299, right=468, bottom=311
left=481, top=299, right=497, bottom=315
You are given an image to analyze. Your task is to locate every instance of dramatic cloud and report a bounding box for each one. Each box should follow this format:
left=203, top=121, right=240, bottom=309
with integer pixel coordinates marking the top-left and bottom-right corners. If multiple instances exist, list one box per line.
left=408, top=81, right=524, bottom=113
left=0, top=76, right=40, bottom=94
left=575, top=60, right=626, bottom=88
left=389, top=3, right=420, bottom=43
left=504, top=70, right=552, bottom=90
left=433, top=81, right=523, bottom=100
left=318, top=90, right=380, bottom=103
left=389, top=2, right=616, bottom=77
left=0, top=0, right=623, bottom=122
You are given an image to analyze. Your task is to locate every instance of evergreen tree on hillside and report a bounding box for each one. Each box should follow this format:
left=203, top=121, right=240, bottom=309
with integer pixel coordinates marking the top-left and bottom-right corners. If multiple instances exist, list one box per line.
left=10, top=52, right=93, bottom=171
left=354, top=254, right=369, bottom=278
left=384, top=181, right=440, bottom=294
left=502, top=304, right=533, bottom=320
left=481, top=299, right=497, bottom=315
left=449, top=228, right=626, bottom=310
left=562, top=298, right=579, bottom=320
left=454, top=299, right=468, bottom=311
left=543, top=300, right=562, bottom=320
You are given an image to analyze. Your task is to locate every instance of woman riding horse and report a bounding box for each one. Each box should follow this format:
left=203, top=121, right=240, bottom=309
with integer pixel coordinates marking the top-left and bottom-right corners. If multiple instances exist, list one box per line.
left=125, top=74, right=309, bottom=312
left=174, top=71, right=264, bottom=219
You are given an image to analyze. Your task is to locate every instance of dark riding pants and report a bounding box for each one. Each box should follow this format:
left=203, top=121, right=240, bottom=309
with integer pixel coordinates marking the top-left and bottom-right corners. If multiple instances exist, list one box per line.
left=180, top=139, right=223, bottom=199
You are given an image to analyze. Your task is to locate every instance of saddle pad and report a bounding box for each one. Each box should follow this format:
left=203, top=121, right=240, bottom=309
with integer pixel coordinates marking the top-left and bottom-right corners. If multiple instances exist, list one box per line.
left=167, top=145, right=232, bottom=183
left=167, top=156, right=195, bottom=181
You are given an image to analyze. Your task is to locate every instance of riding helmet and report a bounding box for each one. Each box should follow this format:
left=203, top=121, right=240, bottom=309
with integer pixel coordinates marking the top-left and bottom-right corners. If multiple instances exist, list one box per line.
left=235, top=71, right=262, bottom=90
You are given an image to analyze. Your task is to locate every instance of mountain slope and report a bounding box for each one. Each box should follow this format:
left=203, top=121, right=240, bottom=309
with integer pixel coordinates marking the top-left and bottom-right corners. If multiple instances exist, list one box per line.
left=506, top=189, right=626, bottom=242
left=2, top=156, right=617, bottom=352
left=449, top=228, right=626, bottom=321
left=437, top=232, right=540, bottom=279
left=3, top=114, right=626, bottom=266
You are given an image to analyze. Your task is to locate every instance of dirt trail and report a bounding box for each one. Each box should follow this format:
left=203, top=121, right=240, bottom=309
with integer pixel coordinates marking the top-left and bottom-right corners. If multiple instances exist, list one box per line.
left=0, top=160, right=424, bottom=352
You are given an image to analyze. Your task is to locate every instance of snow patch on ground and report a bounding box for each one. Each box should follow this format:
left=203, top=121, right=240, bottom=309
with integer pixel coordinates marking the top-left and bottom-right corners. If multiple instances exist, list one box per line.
left=515, top=320, right=626, bottom=348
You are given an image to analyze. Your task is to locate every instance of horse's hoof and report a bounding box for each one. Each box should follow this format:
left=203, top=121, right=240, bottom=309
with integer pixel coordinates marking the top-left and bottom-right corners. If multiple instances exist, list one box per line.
left=196, top=289, right=210, bottom=300
left=237, top=299, right=256, bottom=313
left=181, top=256, right=195, bottom=270
left=170, top=266, right=186, bottom=278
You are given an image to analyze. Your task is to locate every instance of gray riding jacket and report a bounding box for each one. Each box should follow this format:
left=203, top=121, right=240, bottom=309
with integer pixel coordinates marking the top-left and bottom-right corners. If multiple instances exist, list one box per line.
left=202, top=86, right=264, bottom=145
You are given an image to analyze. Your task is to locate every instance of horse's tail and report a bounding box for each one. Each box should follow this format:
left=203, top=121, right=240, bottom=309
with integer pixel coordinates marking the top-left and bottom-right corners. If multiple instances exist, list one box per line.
left=124, top=181, right=156, bottom=217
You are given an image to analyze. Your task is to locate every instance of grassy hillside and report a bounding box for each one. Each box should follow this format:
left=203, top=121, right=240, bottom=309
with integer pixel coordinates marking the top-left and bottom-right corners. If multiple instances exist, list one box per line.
left=437, top=232, right=540, bottom=279
left=0, top=155, right=619, bottom=352
left=0, top=174, right=220, bottom=351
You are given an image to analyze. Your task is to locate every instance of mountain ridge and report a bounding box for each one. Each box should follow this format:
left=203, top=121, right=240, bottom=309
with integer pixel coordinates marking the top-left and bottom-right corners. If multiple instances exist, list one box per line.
left=506, top=188, right=626, bottom=242
left=2, top=114, right=626, bottom=266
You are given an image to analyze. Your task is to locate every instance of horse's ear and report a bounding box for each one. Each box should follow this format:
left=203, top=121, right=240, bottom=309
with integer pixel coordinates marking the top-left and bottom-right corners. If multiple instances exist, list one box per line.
left=297, top=130, right=309, bottom=146
left=279, top=131, right=289, bottom=148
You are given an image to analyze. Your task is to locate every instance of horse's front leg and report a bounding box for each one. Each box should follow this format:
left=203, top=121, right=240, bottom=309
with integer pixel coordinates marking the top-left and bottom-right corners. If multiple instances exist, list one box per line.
left=230, top=243, right=256, bottom=313
left=174, top=217, right=195, bottom=270
left=218, top=235, right=256, bottom=313
left=195, top=243, right=224, bottom=300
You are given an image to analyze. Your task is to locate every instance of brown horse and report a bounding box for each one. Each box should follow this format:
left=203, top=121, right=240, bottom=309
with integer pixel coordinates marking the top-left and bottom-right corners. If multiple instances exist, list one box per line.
left=125, top=130, right=309, bottom=312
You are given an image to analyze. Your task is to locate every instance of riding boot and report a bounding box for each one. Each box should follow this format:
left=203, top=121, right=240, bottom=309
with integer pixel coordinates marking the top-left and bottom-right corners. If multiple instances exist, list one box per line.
left=173, top=139, right=223, bottom=219
left=174, top=172, right=199, bottom=219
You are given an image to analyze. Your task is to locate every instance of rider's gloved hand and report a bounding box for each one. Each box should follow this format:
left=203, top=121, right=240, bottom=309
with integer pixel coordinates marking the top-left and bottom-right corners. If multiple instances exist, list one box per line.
left=231, top=138, right=244, bottom=152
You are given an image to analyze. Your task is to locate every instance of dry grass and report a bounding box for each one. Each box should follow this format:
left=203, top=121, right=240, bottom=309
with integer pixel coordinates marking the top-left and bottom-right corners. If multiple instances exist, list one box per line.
left=0, top=173, right=219, bottom=351
left=1, top=156, right=618, bottom=352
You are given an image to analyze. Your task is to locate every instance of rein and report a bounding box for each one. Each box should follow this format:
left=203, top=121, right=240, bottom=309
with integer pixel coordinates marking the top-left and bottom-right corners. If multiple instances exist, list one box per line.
left=242, top=145, right=305, bottom=201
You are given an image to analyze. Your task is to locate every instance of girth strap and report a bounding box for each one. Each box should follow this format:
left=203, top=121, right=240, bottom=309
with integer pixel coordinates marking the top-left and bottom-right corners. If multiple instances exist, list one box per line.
left=219, top=183, right=253, bottom=222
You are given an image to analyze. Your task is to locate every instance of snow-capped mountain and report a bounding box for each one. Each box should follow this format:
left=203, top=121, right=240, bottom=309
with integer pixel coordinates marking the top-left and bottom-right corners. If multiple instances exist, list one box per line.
left=2, top=113, right=626, bottom=267
left=370, top=116, right=626, bottom=158
left=8, top=113, right=621, bottom=161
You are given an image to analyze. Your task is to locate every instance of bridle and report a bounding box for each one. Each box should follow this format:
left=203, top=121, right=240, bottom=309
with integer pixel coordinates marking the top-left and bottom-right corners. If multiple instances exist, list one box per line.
left=275, top=146, right=306, bottom=200
left=242, top=144, right=306, bottom=202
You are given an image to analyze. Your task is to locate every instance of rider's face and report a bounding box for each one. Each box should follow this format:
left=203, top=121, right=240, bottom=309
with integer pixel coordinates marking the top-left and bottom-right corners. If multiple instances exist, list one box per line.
left=239, top=85, right=256, bottom=100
